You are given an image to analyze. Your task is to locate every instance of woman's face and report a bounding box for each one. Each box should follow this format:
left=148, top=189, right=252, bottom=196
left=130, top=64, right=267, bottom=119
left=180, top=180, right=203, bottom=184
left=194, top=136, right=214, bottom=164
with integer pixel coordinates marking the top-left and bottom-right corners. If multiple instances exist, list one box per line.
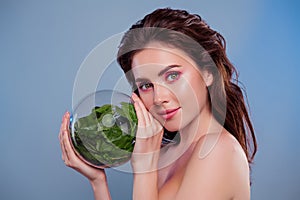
left=131, top=43, right=212, bottom=132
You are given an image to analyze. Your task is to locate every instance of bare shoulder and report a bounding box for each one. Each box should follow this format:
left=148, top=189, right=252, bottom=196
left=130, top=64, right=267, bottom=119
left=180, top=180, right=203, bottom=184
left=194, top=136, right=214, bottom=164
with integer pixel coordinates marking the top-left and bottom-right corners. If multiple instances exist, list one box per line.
left=175, top=131, right=250, bottom=199
left=197, top=130, right=249, bottom=165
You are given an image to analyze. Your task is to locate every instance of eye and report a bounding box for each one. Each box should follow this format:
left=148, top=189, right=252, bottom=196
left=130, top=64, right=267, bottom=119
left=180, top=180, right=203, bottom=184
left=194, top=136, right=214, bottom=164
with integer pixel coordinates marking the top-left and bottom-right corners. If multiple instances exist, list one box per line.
left=138, top=82, right=153, bottom=91
left=166, top=71, right=180, bottom=82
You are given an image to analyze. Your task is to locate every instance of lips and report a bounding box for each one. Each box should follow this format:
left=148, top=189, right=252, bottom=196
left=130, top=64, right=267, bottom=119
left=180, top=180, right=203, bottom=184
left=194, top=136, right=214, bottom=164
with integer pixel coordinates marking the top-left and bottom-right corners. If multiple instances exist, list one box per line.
left=158, top=107, right=180, bottom=120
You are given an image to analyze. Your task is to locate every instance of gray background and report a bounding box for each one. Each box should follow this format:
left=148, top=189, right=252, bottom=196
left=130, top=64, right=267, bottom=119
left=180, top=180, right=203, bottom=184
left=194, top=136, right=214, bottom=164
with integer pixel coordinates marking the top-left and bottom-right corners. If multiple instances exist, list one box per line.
left=1, top=0, right=299, bottom=199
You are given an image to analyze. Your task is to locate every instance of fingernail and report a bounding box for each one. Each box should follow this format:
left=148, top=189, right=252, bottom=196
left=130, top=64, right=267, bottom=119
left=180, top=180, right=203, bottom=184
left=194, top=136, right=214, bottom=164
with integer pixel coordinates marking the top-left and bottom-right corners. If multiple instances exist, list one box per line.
left=132, top=93, right=138, bottom=99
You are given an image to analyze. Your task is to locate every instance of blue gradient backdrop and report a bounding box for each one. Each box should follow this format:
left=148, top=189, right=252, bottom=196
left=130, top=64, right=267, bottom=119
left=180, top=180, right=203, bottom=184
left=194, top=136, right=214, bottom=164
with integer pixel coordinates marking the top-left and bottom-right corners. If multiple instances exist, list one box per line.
left=1, top=0, right=299, bottom=199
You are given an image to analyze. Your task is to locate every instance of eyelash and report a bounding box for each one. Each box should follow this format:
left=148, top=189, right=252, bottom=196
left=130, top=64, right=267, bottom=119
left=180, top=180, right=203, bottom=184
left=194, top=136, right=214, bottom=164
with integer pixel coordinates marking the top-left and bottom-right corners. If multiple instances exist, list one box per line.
left=137, top=71, right=181, bottom=92
left=138, top=82, right=153, bottom=91
left=165, top=71, right=181, bottom=82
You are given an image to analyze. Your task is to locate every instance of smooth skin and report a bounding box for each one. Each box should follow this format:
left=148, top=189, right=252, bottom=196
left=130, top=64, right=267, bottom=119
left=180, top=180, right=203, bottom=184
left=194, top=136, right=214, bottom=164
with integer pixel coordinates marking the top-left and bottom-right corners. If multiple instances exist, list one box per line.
left=130, top=43, right=250, bottom=200
left=59, top=43, right=250, bottom=199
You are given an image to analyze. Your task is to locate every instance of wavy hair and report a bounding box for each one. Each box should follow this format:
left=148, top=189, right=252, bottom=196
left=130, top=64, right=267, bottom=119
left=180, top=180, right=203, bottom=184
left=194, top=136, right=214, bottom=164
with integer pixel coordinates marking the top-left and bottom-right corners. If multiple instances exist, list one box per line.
left=117, top=8, right=257, bottom=165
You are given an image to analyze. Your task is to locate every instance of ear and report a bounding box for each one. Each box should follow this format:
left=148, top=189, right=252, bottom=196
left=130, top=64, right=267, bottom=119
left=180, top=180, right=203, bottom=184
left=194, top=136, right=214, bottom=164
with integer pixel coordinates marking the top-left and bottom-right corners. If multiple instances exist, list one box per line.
left=202, top=70, right=214, bottom=87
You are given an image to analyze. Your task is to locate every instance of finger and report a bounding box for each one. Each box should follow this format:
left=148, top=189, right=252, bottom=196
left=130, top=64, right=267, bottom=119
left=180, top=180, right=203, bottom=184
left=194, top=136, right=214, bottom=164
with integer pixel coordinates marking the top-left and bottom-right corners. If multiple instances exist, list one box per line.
left=132, top=94, right=146, bottom=126
left=60, top=112, right=68, bottom=132
left=60, top=131, right=67, bottom=161
left=59, top=129, right=69, bottom=165
left=138, top=96, right=152, bottom=125
left=59, top=112, right=69, bottom=142
left=132, top=101, right=152, bottom=139
left=62, top=111, right=70, bottom=131
left=59, top=113, right=68, bottom=162
left=62, top=130, right=72, bottom=166
left=132, top=93, right=150, bottom=125
left=60, top=112, right=72, bottom=162
left=137, top=99, right=151, bottom=125
left=62, top=128, right=79, bottom=165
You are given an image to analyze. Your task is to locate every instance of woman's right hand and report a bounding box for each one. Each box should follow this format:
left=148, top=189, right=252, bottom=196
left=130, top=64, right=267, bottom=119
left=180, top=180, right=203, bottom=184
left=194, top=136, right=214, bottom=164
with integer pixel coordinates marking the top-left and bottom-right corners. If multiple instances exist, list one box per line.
left=58, top=111, right=106, bottom=184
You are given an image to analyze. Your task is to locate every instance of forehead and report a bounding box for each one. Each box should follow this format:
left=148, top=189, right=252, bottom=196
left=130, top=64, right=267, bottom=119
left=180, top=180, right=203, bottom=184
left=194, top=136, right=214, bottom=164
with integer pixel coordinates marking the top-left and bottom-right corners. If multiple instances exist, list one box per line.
left=131, top=43, right=197, bottom=76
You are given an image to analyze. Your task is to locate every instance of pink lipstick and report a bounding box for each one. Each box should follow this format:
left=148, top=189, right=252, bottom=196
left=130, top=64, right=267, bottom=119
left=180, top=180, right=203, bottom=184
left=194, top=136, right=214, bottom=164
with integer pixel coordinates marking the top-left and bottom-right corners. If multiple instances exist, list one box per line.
left=159, top=108, right=180, bottom=120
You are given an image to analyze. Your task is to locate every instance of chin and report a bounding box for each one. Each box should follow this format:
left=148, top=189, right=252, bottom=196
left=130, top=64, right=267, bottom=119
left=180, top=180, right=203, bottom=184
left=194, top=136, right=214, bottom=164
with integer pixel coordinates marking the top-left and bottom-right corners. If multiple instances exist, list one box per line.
left=164, top=127, right=179, bottom=132
left=162, top=121, right=181, bottom=132
left=154, top=115, right=184, bottom=132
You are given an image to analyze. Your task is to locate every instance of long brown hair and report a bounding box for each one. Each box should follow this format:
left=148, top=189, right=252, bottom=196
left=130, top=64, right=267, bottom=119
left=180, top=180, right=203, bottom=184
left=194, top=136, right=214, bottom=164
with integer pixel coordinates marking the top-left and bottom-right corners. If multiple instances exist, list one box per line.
left=117, top=8, right=257, bottom=165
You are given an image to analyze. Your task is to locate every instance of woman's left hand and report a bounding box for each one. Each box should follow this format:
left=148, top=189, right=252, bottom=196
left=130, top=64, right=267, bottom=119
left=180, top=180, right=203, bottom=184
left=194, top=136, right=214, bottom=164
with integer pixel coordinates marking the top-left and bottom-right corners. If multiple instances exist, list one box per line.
left=131, top=93, right=164, bottom=173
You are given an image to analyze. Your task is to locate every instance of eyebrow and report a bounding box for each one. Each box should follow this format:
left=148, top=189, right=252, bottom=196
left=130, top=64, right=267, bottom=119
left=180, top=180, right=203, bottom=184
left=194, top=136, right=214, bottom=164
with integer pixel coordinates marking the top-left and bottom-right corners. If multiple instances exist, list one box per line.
left=135, top=64, right=181, bottom=83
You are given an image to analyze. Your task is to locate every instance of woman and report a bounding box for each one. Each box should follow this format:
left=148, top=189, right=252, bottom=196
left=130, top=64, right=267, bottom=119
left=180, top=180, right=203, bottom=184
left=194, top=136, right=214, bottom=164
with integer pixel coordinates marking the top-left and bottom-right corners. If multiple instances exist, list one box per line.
left=59, top=8, right=257, bottom=199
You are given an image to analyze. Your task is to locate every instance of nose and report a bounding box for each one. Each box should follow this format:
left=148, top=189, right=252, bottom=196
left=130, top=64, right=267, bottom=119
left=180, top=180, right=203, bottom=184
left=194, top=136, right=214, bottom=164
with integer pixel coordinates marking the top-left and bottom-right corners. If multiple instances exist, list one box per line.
left=153, top=84, right=170, bottom=105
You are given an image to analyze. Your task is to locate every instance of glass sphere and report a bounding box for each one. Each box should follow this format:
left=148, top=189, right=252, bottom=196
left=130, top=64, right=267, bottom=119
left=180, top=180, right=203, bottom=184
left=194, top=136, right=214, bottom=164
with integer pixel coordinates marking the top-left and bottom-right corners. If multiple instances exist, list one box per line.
left=69, top=90, right=137, bottom=168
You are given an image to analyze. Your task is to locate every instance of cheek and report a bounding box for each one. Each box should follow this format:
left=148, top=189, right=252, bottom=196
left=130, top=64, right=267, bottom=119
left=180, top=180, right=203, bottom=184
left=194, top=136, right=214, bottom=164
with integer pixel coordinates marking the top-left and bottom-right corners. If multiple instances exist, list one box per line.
left=139, top=92, right=154, bottom=110
left=175, top=75, right=200, bottom=97
left=175, top=74, right=207, bottom=109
